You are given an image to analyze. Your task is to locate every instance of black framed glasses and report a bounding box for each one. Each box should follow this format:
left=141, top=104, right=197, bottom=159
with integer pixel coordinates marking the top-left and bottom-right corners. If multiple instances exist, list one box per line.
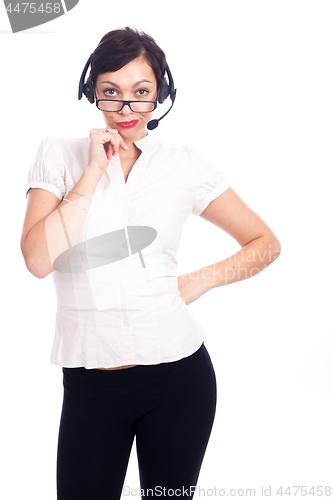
left=95, top=98, right=158, bottom=113
left=93, top=85, right=159, bottom=113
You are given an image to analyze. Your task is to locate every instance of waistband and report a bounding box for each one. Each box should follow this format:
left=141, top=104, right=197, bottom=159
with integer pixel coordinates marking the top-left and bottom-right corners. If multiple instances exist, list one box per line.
left=62, top=342, right=207, bottom=392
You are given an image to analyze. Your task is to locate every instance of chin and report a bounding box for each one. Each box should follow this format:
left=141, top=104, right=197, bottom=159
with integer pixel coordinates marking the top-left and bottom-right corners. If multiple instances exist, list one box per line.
left=119, top=125, right=148, bottom=140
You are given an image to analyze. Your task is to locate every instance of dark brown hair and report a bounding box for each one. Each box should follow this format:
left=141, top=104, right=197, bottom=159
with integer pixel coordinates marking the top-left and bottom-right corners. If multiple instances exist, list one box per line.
left=89, top=27, right=167, bottom=91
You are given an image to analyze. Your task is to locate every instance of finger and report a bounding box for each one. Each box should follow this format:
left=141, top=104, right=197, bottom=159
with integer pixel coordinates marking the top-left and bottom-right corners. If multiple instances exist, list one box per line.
left=102, top=128, right=118, bottom=134
left=101, top=133, right=118, bottom=156
left=107, top=143, right=113, bottom=159
left=104, top=142, right=112, bottom=160
left=119, top=137, right=129, bottom=151
left=112, top=140, right=119, bottom=156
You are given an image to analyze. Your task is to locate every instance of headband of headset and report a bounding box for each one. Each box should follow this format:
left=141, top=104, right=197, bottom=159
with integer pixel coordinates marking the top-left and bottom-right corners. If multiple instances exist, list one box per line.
left=78, top=53, right=176, bottom=106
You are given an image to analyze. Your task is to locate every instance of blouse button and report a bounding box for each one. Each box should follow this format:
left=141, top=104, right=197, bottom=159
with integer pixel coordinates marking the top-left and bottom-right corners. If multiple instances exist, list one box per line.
left=123, top=320, right=129, bottom=326
left=122, top=203, right=127, bottom=209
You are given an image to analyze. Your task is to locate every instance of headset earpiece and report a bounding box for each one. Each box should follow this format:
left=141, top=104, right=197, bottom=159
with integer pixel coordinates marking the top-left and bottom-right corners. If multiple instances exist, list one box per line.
left=147, top=63, right=177, bottom=129
left=78, top=54, right=95, bottom=103
left=158, top=76, right=169, bottom=104
left=83, top=76, right=95, bottom=104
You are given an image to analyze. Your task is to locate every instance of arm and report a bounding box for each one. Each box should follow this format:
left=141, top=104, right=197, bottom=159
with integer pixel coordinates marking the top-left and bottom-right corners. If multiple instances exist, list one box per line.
left=178, top=187, right=281, bottom=304
left=21, top=166, right=102, bottom=279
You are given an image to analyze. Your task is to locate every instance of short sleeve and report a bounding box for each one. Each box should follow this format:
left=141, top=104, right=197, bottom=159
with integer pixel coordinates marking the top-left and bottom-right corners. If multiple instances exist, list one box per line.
left=26, top=135, right=66, bottom=201
left=184, top=145, right=230, bottom=216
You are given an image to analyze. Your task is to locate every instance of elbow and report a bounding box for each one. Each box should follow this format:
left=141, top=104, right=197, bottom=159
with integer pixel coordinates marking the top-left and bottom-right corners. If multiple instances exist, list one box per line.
left=269, top=235, right=282, bottom=262
left=33, top=267, right=49, bottom=280
left=251, top=232, right=281, bottom=262
left=24, top=257, right=48, bottom=279
left=21, top=248, right=50, bottom=279
left=247, top=232, right=282, bottom=259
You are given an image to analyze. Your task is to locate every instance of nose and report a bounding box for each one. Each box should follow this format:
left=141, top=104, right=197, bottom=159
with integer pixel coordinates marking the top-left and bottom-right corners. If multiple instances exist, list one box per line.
left=119, top=103, right=133, bottom=116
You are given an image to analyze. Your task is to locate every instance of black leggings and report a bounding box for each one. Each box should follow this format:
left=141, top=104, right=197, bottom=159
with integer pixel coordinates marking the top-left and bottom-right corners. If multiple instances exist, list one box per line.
left=56, top=342, right=217, bottom=499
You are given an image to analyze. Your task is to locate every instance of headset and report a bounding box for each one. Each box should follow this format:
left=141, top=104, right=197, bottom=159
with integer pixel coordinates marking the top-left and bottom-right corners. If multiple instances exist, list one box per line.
left=78, top=53, right=177, bottom=130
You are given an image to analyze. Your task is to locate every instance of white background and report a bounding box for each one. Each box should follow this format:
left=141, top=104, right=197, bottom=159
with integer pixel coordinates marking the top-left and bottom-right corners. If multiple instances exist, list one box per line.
left=1, top=0, right=332, bottom=498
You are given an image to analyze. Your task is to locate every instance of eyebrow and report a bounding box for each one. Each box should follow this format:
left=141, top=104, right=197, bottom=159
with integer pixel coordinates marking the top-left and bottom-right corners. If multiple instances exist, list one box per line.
left=99, top=80, right=153, bottom=88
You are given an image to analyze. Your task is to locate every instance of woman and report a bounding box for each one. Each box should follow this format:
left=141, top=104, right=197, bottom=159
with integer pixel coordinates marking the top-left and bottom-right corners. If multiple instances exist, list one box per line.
left=21, top=27, right=281, bottom=499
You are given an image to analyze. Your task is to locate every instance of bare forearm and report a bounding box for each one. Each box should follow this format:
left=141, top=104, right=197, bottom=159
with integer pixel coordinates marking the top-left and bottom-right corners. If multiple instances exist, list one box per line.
left=200, top=234, right=281, bottom=292
left=23, top=166, right=102, bottom=278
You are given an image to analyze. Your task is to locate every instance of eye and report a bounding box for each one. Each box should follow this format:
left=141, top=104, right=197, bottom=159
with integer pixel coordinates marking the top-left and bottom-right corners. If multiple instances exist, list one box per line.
left=136, top=88, right=149, bottom=97
left=103, top=88, right=118, bottom=98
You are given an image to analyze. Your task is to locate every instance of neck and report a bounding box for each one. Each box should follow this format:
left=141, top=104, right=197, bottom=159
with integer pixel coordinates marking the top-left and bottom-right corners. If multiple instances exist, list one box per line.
left=119, top=130, right=148, bottom=159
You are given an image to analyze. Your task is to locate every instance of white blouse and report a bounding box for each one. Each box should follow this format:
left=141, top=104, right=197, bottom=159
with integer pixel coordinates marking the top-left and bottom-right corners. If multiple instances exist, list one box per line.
left=26, top=133, right=230, bottom=369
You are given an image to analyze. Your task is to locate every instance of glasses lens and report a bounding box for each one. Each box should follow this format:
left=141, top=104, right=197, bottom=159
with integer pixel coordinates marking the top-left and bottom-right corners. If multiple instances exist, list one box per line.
left=97, top=100, right=156, bottom=112
left=130, top=101, right=156, bottom=112
left=98, top=100, right=123, bottom=112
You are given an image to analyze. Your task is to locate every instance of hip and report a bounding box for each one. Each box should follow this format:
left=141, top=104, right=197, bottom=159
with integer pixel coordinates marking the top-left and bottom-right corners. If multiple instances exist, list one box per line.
left=62, top=342, right=215, bottom=394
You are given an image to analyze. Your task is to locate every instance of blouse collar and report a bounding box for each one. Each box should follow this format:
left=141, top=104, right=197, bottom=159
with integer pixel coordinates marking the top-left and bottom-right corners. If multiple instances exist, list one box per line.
left=133, top=132, right=156, bottom=151
left=84, top=132, right=157, bottom=155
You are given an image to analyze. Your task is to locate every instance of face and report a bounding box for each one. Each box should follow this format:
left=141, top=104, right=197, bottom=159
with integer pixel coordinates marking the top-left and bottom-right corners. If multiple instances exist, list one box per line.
left=94, top=57, right=158, bottom=143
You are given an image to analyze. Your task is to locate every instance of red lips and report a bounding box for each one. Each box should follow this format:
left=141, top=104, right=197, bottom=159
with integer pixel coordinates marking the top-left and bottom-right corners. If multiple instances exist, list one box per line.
left=116, top=120, right=139, bottom=128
